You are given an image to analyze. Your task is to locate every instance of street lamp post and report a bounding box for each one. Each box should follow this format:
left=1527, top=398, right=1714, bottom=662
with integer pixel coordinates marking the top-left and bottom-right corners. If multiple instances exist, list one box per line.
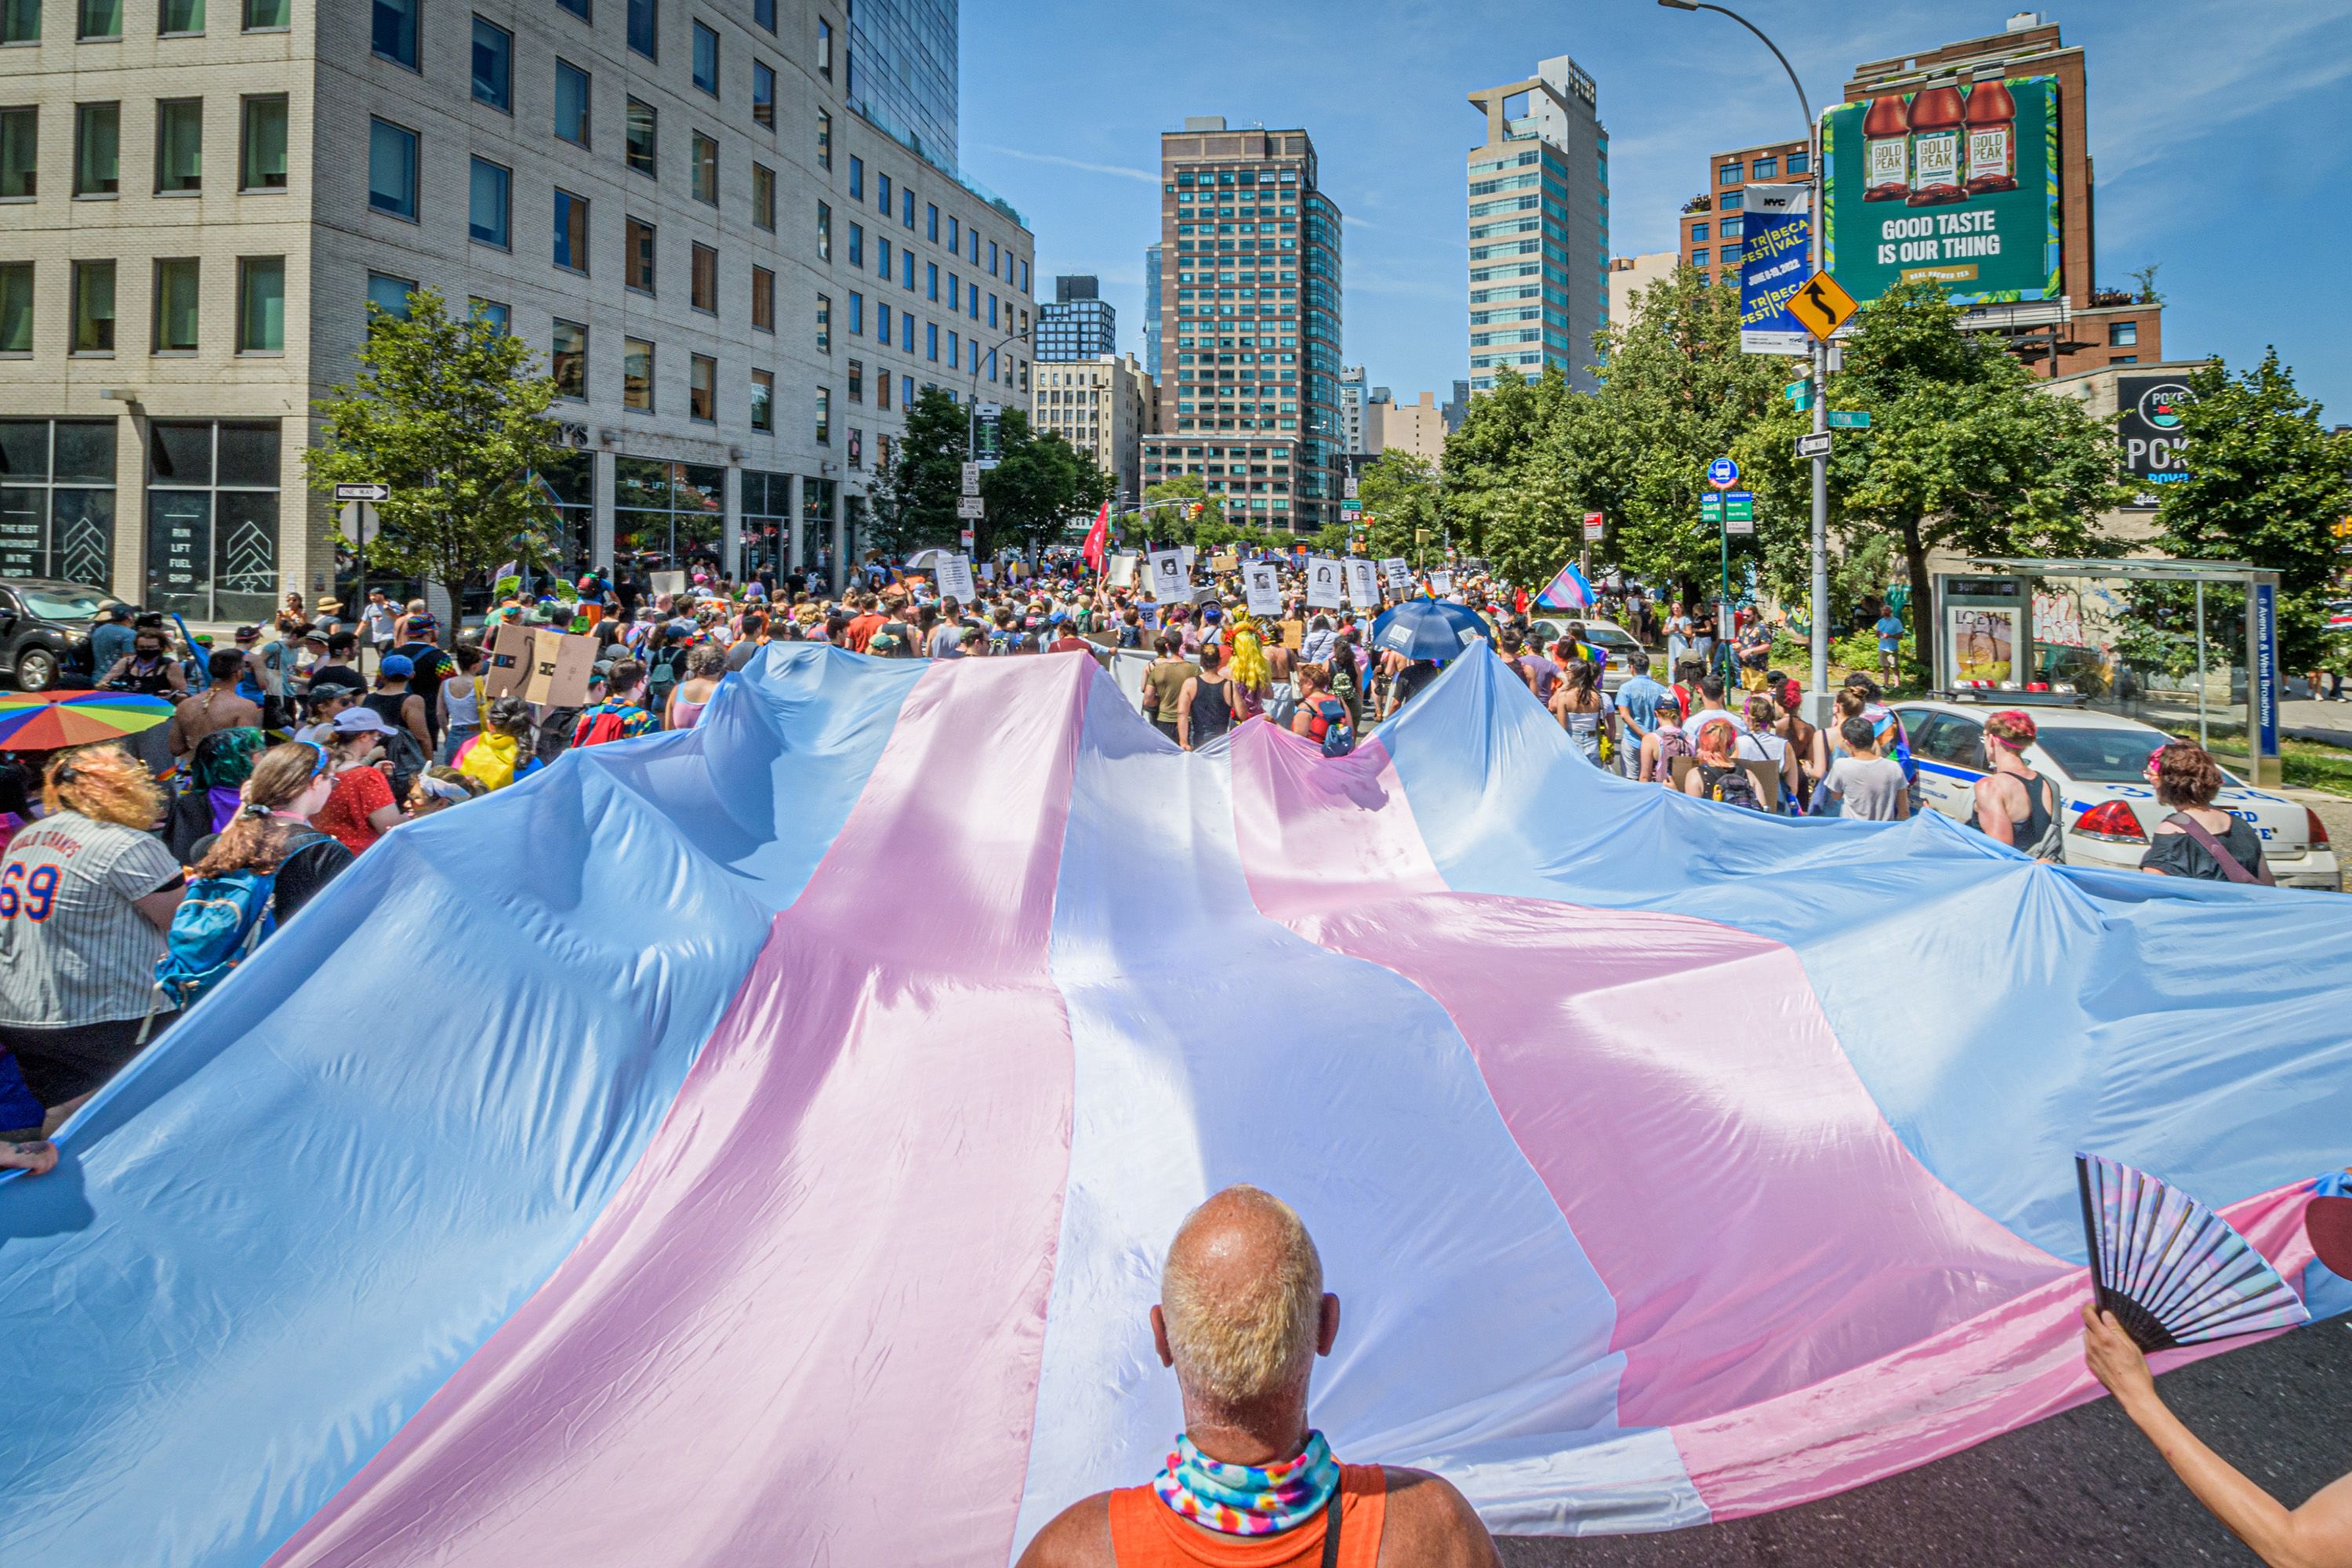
left=967, top=326, right=1030, bottom=462
left=1660, top=0, right=1832, bottom=724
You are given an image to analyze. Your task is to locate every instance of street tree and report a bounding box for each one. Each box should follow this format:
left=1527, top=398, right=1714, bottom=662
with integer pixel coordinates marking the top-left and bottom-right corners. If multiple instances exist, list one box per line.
left=866, top=387, right=968, bottom=557
left=1356, top=452, right=1443, bottom=568
left=1788, top=281, right=2128, bottom=676
left=1441, top=364, right=1571, bottom=559
left=1142, top=475, right=1224, bottom=547
left=303, top=289, right=566, bottom=642
left=872, top=390, right=1109, bottom=561
left=983, top=411, right=1111, bottom=561
left=2149, top=349, right=2352, bottom=668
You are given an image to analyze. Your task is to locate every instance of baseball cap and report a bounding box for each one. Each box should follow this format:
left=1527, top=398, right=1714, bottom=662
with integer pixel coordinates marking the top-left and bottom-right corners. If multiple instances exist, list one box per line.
left=379, top=653, right=416, bottom=678
left=233, top=625, right=261, bottom=643
left=332, top=707, right=398, bottom=736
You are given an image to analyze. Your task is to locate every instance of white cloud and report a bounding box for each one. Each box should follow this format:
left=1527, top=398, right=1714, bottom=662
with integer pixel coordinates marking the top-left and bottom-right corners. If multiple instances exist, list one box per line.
left=977, top=144, right=1157, bottom=183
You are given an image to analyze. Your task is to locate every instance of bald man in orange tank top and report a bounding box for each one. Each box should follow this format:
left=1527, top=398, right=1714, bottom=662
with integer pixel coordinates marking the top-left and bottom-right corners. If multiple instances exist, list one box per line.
left=1018, top=1185, right=1501, bottom=1568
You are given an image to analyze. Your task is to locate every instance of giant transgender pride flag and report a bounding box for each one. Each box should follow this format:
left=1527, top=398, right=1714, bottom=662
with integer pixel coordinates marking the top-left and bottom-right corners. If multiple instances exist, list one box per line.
left=2, top=646, right=2347, bottom=1566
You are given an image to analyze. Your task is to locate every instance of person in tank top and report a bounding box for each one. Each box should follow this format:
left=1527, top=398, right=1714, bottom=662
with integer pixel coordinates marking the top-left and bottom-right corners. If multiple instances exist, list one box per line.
left=1016, top=1185, right=1501, bottom=1568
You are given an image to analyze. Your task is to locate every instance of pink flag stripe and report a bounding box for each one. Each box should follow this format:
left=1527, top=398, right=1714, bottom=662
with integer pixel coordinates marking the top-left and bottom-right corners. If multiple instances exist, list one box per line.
left=269, top=657, right=1091, bottom=1568
left=1671, top=1178, right=2323, bottom=1518
left=1232, top=724, right=2066, bottom=1431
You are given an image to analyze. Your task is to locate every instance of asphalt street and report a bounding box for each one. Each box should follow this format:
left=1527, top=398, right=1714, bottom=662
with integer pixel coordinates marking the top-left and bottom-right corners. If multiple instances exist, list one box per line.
left=1501, top=1312, right=2352, bottom=1567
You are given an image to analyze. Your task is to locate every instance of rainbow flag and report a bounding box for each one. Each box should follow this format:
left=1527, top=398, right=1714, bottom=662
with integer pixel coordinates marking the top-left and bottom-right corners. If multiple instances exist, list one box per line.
left=1535, top=560, right=1596, bottom=610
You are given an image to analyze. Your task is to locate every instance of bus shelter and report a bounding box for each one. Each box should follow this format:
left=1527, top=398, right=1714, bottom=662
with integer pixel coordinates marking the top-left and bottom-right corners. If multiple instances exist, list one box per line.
left=1933, top=557, right=2284, bottom=786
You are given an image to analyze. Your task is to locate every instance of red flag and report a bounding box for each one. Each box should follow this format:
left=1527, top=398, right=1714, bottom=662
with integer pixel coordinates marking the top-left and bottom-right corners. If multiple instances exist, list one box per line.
left=1081, top=502, right=1109, bottom=573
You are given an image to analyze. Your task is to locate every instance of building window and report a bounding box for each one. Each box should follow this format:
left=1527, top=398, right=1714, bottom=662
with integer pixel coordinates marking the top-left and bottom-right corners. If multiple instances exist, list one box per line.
left=78, top=0, right=122, bottom=40
left=846, top=358, right=862, bottom=401
left=753, top=60, right=775, bottom=128
left=1787, top=150, right=1809, bottom=175
left=367, top=117, right=417, bottom=220
left=553, top=187, right=589, bottom=271
left=848, top=154, right=861, bottom=200
left=877, top=172, right=890, bottom=216
left=1718, top=161, right=1742, bottom=186
left=625, top=0, right=654, bottom=59
left=2112, top=354, right=2137, bottom=365
left=751, top=162, right=775, bottom=229
left=240, top=94, right=287, bottom=190
left=372, top=0, right=417, bottom=68
left=816, top=201, right=830, bottom=260
left=815, top=292, right=829, bottom=351
left=691, top=242, right=716, bottom=314
left=0, top=108, right=33, bottom=199
left=243, top=0, right=290, bottom=25
left=847, top=290, right=861, bottom=335
left=926, top=262, right=937, bottom=300
left=925, top=320, right=936, bottom=360
left=751, top=265, right=773, bottom=331
left=551, top=318, right=586, bottom=397
left=158, top=0, right=201, bottom=34
left=144, top=419, right=281, bottom=622
left=624, top=216, right=655, bottom=292
left=902, top=188, right=913, bottom=230
left=622, top=336, right=653, bottom=408
left=1691, top=249, right=1708, bottom=269
left=926, top=202, right=938, bottom=241
left=948, top=215, right=957, bottom=252
left=468, top=16, right=515, bottom=111
left=815, top=384, right=828, bottom=443
left=623, top=97, right=656, bottom=176
left=750, top=368, right=773, bottom=430
left=152, top=257, right=198, bottom=351
left=1752, top=156, right=1777, bottom=179
left=74, top=103, right=120, bottom=196
left=0, top=263, right=31, bottom=353
left=2110, top=321, right=2139, bottom=347
left=848, top=221, right=863, bottom=267
left=236, top=256, right=281, bottom=350
left=691, top=132, right=717, bottom=202
left=555, top=0, right=586, bottom=18
left=555, top=60, right=590, bottom=146
left=691, top=20, right=717, bottom=95
left=815, top=16, right=829, bottom=78
left=816, top=109, right=829, bottom=169
left=615, top=457, right=722, bottom=565
left=876, top=372, right=890, bottom=412
left=2, top=0, right=36, bottom=37
left=874, top=303, right=887, bottom=344
left=877, top=238, right=889, bottom=281
left=67, top=259, right=112, bottom=353
left=0, top=419, right=117, bottom=583
left=154, top=98, right=203, bottom=193
left=1719, top=191, right=1743, bottom=212
left=688, top=353, right=715, bottom=422
left=753, top=0, right=772, bottom=31
left=1690, top=222, right=1708, bottom=243
left=366, top=271, right=415, bottom=321
left=470, top=297, right=509, bottom=333
left=469, top=156, right=510, bottom=247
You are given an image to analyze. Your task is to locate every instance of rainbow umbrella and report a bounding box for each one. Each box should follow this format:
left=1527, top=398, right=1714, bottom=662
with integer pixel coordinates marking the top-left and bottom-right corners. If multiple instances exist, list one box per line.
left=0, top=690, right=176, bottom=750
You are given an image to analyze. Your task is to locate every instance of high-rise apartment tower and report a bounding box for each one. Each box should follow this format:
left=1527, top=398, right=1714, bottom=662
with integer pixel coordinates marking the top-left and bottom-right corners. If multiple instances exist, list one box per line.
left=1465, top=55, right=1606, bottom=395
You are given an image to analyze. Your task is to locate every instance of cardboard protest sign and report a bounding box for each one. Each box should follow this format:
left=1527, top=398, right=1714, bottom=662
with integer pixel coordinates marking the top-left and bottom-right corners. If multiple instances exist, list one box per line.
left=1147, top=550, right=1188, bottom=602
left=1243, top=564, right=1283, bottom=618
left=1108, top=554, right=1139, bottom=589
left=1305, top=556, right=1344, bottom=610
left=523, top=629, right=600, bottom=709
left=935, top=555, right=977, bottom=601
left=650, top=570, right=688, bottom=600
left=1211, top=551, right=1240, bottom=574
left=1345, top=559, right=1381, bottom=609
left=1381, top=557, right=1413, bottom=593
left=1428, top=569, right=1456, bottom=596
left=482, top=621, right=538, bottom=699
left=1281, top=619, right=1304, bottom=650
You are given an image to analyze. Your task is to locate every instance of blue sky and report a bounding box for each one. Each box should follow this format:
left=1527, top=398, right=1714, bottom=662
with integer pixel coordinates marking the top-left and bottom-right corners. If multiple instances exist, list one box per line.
left=962, top=0, right=2352, bottom=420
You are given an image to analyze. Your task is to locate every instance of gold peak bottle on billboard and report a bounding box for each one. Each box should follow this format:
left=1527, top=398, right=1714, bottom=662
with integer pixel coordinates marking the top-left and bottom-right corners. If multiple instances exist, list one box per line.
left=1819, top=74, right=2061, bottom=305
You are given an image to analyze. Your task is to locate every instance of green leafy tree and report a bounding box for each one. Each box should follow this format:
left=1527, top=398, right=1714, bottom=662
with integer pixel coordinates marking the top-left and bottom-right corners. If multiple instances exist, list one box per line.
left=1441, top=364, right=1571, bottom=558
left=1356, top=452, right=1443, bottom=568
left=2148, top=349, right=2352, bottom=668
left=1142, top=474, right=1224, bottom=545
left=1771, top=281, right=2129, bottom=676
left=871, top=391, right=1109, bottom=560
left=303, top=289, right=566, bottom=643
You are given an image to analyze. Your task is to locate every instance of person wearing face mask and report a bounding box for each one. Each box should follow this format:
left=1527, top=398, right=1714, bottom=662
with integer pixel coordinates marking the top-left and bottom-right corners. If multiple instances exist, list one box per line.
left=99, top=627, right=189, bottom=698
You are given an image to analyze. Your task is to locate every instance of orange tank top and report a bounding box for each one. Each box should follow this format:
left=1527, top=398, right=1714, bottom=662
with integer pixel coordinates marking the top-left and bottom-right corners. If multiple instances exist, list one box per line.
left=1108, top=1464, right=1386, bottom=1568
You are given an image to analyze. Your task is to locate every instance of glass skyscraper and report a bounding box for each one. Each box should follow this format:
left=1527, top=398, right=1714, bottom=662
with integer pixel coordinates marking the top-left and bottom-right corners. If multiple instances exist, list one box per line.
left=844, top=0, right=958, bottom=165
left=1465, top=55, right=1607, bottom=396
left=1038, top=276, right=1118, bottom=361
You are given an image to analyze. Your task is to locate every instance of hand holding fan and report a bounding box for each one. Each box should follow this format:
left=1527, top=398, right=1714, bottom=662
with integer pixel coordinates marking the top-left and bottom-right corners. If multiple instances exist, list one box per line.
left=2074, top=1153, right=2310, bottom=1355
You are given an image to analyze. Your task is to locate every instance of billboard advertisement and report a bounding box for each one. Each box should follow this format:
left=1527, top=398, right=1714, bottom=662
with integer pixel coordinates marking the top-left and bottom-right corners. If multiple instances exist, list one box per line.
left=1820, top=74, right=2061, bottom=306
left=2115, top=372, right=2193, bottom=510
left=1738, top=183, right=1814, bottom=355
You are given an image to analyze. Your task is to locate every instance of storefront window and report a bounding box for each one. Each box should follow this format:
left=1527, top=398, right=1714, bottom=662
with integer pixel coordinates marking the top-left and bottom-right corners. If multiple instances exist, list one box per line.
left=144, top=419, right=278, bottom=619
left=0, top=418, right=116, bottom=585
left=739, top=469, right=789, bottom=579
left=613, top=456, right=724, bottom=573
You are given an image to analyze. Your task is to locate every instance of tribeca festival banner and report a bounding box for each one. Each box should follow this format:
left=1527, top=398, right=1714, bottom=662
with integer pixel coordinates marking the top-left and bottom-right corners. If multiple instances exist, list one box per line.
left=1819, top=74, right=2062, bottom=306
left=1738, top=183, right=1816, bottom=356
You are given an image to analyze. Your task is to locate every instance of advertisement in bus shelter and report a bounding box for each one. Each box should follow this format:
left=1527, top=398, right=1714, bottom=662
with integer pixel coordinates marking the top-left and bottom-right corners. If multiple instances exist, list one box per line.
left=1820, top=74, right=2061, bottom=305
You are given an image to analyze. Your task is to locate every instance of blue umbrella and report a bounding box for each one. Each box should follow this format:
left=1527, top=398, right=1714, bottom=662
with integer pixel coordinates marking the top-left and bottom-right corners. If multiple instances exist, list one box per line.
left=1370, top=599, right=1491, bottom=662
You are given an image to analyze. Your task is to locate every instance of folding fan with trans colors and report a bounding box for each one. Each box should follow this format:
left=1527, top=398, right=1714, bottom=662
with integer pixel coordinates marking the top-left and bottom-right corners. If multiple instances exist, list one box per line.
left=2074, top=1153, right=2310, bottom=1354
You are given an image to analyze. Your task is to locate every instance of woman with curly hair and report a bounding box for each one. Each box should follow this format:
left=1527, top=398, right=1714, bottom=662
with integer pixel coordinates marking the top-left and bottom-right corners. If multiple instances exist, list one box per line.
left=2140, top=742, right=2270, bottom=884
left=0, top=746, right=189, bottom=1134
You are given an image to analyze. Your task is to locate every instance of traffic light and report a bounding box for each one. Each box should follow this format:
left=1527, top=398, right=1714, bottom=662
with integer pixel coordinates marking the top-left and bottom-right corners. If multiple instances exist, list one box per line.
left=1188, top=503, right=1202, bottom=520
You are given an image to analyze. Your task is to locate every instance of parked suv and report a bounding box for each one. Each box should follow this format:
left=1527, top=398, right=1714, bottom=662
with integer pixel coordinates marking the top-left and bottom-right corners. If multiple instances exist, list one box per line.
left=0, top=579, right=120, bottom=691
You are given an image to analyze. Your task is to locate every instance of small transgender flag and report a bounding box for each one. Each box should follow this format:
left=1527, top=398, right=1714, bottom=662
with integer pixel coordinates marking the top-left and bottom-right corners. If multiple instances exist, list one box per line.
left=1535, top=561, right=1596, bottom=611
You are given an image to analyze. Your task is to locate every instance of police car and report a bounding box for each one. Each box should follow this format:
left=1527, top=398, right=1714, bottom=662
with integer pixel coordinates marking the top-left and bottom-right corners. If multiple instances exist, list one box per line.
left=1888, top=701, right=2339, bottom=890
left=1529, top=618, right=1644, bottom=693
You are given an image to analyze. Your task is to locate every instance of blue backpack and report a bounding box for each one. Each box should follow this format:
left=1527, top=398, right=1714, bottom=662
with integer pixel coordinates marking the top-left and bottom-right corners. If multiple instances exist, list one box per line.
left=1305, top=696, right=1356, bottom=758
left=142, top=837, right=320, bottom=1035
